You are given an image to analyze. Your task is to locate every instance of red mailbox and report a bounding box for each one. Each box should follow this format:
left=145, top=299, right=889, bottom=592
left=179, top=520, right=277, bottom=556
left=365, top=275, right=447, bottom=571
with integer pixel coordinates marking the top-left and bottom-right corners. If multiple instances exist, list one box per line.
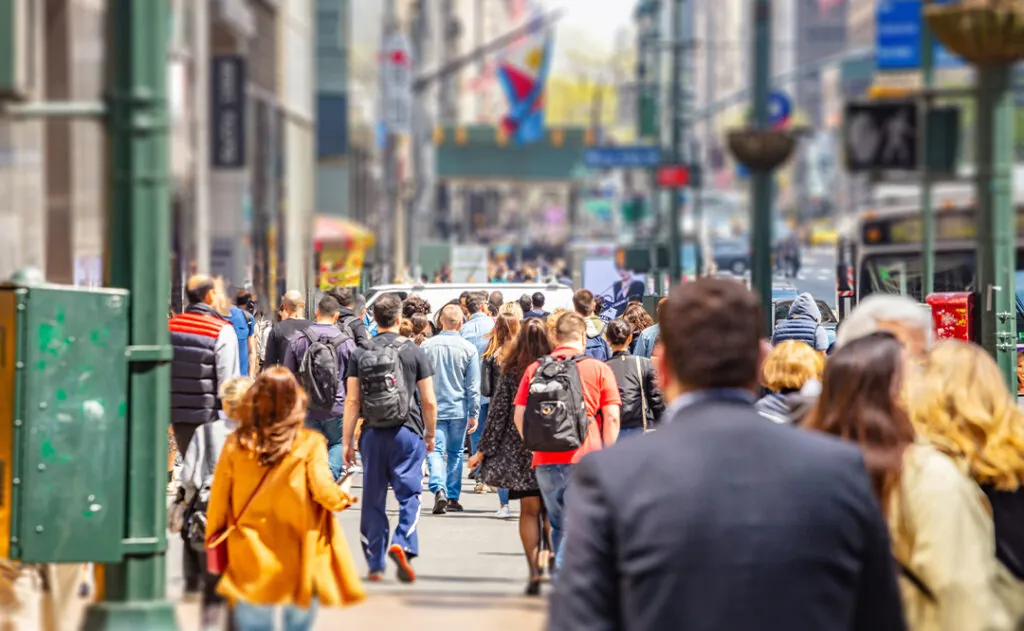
left=925, top=292, right=975, bottom=342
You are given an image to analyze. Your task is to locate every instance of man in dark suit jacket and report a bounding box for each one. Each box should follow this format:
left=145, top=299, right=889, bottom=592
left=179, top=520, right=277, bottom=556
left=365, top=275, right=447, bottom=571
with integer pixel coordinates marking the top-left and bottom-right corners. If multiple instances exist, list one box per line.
left=549, top=278, right=905, bottom=631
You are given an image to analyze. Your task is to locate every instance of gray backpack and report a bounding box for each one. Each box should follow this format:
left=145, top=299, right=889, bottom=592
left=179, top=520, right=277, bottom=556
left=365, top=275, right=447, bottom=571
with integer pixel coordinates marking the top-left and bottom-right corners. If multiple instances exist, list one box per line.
left=298, top=327, right=350, bottom=411
left=358, top=337, right=412, bottom=428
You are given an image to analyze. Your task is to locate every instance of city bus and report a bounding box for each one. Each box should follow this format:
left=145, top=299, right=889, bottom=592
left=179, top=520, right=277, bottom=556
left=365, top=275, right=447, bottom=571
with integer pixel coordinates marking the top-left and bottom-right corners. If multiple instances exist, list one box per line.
left=839, top=171, right=1024, bottom=306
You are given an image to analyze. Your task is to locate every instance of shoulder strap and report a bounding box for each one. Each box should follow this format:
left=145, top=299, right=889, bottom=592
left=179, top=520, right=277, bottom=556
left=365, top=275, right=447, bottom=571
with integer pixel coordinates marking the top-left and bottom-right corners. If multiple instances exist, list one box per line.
left=208, top=464, right=274, bottom=547
left=635, top=357, right=647, bottom=431
left=302, top=326, right=319, bottom=345
left=898, top=562, right=935, bottom=602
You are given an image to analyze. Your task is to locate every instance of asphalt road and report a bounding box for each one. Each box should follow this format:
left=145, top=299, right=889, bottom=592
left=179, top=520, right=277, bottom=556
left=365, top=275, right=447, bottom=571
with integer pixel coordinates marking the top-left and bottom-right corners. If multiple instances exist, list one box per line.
left=715, top=246, right=838, bottom=308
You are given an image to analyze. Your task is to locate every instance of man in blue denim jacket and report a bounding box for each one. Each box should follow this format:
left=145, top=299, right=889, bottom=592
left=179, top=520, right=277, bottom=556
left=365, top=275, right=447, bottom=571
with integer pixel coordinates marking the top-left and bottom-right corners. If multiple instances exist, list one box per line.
left=421, top=304, right=481, bottom=514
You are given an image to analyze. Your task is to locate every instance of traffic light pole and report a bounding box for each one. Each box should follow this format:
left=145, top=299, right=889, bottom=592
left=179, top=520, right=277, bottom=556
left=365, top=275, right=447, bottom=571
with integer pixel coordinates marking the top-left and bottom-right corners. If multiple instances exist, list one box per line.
left=83, top=0, right=176, bottom=628
left=920, top=22, right=935, bottom=296
left=635, top=0, right=663, bottom=292
left=750, top=0, right=774, bottom=330
left=975, top=64, right=1017, bottom=392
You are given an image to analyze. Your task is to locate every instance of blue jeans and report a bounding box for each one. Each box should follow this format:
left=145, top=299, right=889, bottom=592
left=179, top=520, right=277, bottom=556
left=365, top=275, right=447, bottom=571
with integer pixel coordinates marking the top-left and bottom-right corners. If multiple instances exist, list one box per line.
left=234, top=601, right=317, bottom=631
left=535, top=463, right=573, bottom=572
left=618, top=426, right=645, bottom=439
left=427, top=417, right=469, bottom=500
left=470, top=402, right=489, bottom=456
left=305, top=417, right=344, bottom=480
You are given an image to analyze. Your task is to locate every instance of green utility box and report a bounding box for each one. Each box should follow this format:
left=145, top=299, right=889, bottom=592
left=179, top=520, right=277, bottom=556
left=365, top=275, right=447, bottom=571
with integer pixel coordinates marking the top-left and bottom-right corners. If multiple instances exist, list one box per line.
left=0, top=284, right=130, bottom=563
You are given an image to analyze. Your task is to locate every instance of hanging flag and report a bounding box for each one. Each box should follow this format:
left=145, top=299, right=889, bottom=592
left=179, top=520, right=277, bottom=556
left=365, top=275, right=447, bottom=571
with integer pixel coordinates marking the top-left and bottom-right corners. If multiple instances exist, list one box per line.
left=497, top=12, right=554, bottom=146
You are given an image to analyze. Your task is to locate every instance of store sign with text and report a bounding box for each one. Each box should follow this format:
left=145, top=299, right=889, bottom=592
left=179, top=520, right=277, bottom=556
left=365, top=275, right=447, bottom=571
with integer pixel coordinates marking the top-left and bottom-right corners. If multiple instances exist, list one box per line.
left=211, top=55, right=247, bottom=169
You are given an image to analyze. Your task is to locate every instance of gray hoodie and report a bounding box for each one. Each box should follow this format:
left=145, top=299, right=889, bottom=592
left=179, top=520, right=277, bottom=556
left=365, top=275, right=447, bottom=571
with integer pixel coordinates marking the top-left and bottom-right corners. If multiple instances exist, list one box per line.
left=181, top=414, right=237, bottom=503
left=772, top=293, right=829, bottom=351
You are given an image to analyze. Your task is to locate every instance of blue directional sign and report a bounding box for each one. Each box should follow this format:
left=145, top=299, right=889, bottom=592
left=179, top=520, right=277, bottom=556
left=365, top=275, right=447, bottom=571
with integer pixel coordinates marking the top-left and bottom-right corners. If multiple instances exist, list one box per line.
left=768, top=91, right=792, bottom=128
left=876, top=0, right=964, bottom=71
left=583, top=146, right=662, bottom=169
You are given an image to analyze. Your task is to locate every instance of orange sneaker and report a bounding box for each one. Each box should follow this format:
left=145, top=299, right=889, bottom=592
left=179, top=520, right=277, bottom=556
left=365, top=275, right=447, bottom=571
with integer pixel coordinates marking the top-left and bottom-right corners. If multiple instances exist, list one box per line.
left=388, top=544, right=416, bottom=583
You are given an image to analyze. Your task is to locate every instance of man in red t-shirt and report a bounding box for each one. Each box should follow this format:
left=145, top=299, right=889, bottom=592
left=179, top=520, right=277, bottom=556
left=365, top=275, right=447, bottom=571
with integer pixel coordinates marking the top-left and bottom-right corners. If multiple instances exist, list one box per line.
left=513, top=311, right=621, bottom=572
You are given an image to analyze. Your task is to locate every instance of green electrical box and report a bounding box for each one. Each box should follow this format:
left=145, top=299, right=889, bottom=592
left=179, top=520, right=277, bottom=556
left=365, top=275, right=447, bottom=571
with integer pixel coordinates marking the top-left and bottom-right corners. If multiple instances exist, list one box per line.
left=0, top=284, right=130, bottom=563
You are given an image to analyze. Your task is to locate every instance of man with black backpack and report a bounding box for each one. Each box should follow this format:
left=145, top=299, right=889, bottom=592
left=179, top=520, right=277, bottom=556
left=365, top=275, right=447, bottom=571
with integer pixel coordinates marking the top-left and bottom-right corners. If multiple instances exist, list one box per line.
left=342, top=292, right=438, bottom=584
left=283, top=294, right=356, bottom=481
left=513, top=312, right=621, bottom=574
left=327, top=286, right=373, bottom=349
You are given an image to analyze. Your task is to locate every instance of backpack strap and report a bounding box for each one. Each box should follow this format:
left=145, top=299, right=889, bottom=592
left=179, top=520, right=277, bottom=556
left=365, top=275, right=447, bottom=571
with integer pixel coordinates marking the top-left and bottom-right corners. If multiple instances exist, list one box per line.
left=302, top=326, right=319, bottom=345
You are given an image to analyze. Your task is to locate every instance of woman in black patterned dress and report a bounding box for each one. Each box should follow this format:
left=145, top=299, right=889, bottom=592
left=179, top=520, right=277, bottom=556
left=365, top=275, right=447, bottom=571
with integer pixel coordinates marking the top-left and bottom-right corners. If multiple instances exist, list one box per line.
left=469, top=317, right=553, bottom=595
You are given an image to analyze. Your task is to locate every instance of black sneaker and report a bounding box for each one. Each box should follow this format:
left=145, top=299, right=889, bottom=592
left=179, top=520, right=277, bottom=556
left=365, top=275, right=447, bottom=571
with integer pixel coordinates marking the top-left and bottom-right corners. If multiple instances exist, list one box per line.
left=432, top=490, right=448, bottom=514
left=447, top=499, right=465, bottom=512
left=388, top=544, right=416, bottom=583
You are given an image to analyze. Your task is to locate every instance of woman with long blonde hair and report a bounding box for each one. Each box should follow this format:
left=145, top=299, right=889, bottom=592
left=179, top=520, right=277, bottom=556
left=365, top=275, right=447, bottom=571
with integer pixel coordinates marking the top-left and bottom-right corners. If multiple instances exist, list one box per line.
left=206, top=367, right=364, bottom=630
left=808, top=334, right=1006, bottom=631
left=908, top=341, right=1024, bottom=591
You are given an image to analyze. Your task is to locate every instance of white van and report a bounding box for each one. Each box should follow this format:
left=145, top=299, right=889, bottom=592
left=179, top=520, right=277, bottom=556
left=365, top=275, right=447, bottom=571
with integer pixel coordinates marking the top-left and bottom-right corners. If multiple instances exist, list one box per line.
left=364, top=282, right=575, bottom=319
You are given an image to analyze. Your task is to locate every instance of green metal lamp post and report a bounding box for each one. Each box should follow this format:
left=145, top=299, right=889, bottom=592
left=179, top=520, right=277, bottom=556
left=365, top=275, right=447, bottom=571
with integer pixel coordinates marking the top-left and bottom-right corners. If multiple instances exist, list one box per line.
left=635, top=0, right=664, bottom=291
left=725, top=0, right=796, bottom=332
left=81, top=0, right=177, bottom=628
left=925, top=2, right=1024, bottom=391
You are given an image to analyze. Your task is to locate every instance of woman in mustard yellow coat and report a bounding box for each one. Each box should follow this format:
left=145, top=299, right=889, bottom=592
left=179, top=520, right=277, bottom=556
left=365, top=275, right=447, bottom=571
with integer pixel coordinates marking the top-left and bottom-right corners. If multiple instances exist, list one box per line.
left=206, top=367, right=365, bottom=630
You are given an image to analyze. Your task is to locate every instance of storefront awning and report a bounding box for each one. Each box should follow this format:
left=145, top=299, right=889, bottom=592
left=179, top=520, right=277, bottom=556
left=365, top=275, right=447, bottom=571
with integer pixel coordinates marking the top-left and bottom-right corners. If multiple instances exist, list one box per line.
left=314, top=215, right=375, bottom=252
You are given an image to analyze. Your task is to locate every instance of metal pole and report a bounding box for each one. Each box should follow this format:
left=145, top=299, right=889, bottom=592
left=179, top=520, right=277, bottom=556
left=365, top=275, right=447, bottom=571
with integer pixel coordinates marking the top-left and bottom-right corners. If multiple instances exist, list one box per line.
left=919, top=20, right=934, bottom=296
left=82, top=0, right=176, bottom=627
left=668, top=0, right=684, bottom=284
left=750, top=0, right=773, bottom=331
left=975, top=64, right=1017, bottom=391
left=409, top=1, right=428, bottom=279
left=192, top=0, right=211, bottom=273
left=382, top=0, right=402, bottom=281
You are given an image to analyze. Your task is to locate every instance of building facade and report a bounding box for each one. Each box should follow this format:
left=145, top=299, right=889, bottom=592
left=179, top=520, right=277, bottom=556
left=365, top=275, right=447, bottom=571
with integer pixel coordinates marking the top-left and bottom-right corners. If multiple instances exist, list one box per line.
left=0, top=0, right=317, bottom=311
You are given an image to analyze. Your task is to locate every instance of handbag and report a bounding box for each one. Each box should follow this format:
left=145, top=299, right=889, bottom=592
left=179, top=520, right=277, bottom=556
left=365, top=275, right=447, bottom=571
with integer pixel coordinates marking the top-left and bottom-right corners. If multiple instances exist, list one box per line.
left=205, top=465, right=273, bottom=575
left=480, top=355, right=496, bottom=398
left=636, top=357, right=650, bottom=432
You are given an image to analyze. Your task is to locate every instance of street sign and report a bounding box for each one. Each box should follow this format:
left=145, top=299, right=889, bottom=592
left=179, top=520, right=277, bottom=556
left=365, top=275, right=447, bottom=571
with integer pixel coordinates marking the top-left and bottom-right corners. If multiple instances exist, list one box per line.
left=656, top=164, right=691, bottom=188
left=381, top=31, right=413, bottom=133
left=875, top=0, right=964, bottom=71
left=583, top=145, right=661, bottom=169
left=211, top=55, right=247, bottom=169
left=768, top=91, right=792, bottom=129
left=844, top=102, right=918, bottom=172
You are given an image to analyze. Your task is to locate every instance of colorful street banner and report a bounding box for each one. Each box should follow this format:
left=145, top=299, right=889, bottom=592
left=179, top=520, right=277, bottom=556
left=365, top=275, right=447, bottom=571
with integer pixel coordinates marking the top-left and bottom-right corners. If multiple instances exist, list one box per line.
left=497, top=5, right=554, bottom=146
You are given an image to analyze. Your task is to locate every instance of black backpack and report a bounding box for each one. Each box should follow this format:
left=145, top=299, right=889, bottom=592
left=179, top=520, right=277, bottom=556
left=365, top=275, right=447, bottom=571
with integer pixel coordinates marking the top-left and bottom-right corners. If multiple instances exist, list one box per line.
left=298, top=327, right=350, bottom=411
left=337, top=313, right=357, bottom=335
left=358, top=337, right=412, bottom=428
left=522, top=354, right=591, bottom=452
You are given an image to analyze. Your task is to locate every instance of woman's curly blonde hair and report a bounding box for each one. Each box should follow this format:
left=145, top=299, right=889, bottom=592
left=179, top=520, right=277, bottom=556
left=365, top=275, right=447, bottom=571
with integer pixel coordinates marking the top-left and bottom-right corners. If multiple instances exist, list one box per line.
left=908, top=340, right=1024, bottom=491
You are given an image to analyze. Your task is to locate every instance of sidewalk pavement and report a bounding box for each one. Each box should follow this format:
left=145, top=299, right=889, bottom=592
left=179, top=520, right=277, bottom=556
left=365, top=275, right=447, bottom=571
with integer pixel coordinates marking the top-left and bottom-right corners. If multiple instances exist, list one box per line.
left=169, top=468, right=548, bottom=630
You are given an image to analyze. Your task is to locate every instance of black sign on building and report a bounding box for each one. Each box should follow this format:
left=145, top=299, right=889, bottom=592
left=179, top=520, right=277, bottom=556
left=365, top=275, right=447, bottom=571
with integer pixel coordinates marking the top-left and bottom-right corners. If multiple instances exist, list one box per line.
left=211, top=55, right=247, bottom=169
left=843, top=101, right=918, bottom=172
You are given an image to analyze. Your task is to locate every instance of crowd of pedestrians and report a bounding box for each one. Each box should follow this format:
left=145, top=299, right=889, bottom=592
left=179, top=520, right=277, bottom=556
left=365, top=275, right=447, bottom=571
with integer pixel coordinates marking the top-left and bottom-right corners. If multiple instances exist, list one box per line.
left=153, top=273, right=1024, bottom=630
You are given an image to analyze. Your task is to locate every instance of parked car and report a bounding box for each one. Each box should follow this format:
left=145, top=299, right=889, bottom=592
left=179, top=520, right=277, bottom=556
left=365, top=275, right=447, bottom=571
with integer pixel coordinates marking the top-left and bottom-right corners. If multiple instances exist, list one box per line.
left=712, top=238, right=750, bottom=275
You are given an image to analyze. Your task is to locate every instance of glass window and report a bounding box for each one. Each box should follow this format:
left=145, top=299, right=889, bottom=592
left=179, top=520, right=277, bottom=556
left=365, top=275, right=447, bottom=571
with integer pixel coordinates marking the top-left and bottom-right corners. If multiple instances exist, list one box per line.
left=859, top=251, right=976, bottom=303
